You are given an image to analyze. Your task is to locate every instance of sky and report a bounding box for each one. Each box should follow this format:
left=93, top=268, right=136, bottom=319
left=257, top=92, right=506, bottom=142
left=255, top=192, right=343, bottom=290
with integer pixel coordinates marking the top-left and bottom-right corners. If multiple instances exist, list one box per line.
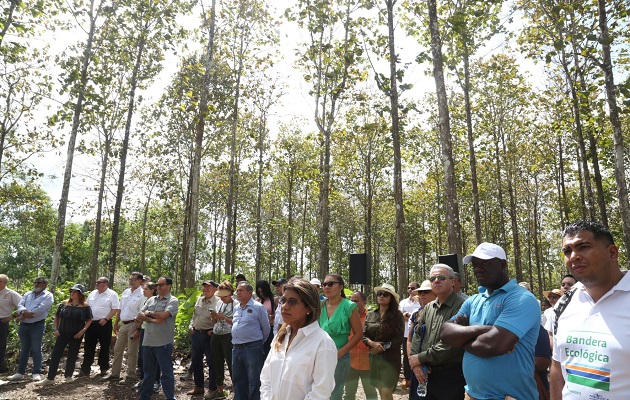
left=29, top=0, right=542, bottom=223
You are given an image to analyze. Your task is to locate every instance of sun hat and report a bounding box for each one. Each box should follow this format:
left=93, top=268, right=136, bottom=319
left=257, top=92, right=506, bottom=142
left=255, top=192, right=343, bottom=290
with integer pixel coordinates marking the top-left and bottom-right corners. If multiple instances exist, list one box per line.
left=414, top=280, right=433, bottom=293
left=463, top=242, right=507, bottom=264
left=70, top=284, right=86, bottom=295
left=373, top=283, right=400, bottom=302
left=543, top=288, right=562, bottom=300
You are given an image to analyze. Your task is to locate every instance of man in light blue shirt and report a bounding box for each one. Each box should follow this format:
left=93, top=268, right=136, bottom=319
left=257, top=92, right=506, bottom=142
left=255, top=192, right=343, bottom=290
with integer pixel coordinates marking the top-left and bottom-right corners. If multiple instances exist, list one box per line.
left=9, top=276, right=54, bottom=381
left=441, top=243, right=540, bottom=400
left=232, top=281, right=270, bottom=400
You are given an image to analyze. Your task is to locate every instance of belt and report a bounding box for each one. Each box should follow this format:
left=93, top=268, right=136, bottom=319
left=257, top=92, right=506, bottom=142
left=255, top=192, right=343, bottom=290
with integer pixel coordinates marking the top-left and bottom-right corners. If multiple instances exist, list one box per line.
left=194, top=328, right=213, bottom=334
left=234, top=340, right=260, bottom=348
left=122, top=320, right=135, bottom=324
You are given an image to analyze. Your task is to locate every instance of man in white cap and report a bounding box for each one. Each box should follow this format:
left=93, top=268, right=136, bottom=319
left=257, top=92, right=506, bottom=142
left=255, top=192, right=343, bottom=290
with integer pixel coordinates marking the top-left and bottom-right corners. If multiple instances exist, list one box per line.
left=310, top=278, right=325, bottom=300
left=440, top=242, right=540, bottom=400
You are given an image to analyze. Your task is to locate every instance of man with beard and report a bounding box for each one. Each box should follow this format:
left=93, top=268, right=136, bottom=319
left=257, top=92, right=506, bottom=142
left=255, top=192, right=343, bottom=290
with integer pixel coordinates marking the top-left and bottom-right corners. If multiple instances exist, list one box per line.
left=8, top=277, right=53, bottom=381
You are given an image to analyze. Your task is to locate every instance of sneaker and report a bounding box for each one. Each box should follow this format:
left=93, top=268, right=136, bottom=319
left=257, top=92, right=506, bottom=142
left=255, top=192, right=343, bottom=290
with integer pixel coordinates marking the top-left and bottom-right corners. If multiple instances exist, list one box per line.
left=65, top=376, right=76, bottom=383
left=31, top=373, right=43, bottom=381
left=213, top=391, right=227, bottom=400
left=180, top=372, right=193, bottom=380
left=101, top=373, right=120, bottom=381
left=35, top=378, right=55, bottom=386
left=153, top=382, right=160, bottom=393
left=99, top=369, right=108, bottom=377
left=133, top=380, right=143, bottom=389
left=8, top=373, right=24, bottom=381
left=119, top=376, right=132, bottom=384
left=204, top=390, right=218, bottom=399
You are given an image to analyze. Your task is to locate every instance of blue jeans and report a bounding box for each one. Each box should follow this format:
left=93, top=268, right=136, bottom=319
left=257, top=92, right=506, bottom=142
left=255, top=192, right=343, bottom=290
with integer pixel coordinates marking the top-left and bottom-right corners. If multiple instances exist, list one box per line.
left=331, top=352, right=351, bottom=400
left=232, top=340, right=264, bottom=400
left=17, top=320, right=45, bottom=374
left=140, top=344, right=175, bottom=400
left=191, top=330, right=216, bottom=390
left=137, top=329, right=160, bottom=383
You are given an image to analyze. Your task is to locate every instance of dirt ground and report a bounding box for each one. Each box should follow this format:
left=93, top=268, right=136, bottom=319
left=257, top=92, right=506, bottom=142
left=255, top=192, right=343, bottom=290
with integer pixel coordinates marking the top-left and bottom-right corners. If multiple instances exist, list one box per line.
left=0, top=357, right=411, bottom=399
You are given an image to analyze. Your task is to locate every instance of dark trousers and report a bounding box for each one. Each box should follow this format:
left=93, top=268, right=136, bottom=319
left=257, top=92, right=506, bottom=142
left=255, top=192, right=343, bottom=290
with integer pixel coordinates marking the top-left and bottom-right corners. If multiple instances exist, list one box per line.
left=137, top=329, right=160, bottom=383
left=0, top=320, right=9, bottom=369
left=80, top=320, right=112, bottom=373
left=210, top=333, right=232, bottom=386
left=412, top=363, right=465, bottom=400
left=191, top=330, right=216, bottom=390
left=47, top=333, right=82, bottom=380
left=262, top=327, right=273, bottom=358
left=402, top=338, right=412, bottom=379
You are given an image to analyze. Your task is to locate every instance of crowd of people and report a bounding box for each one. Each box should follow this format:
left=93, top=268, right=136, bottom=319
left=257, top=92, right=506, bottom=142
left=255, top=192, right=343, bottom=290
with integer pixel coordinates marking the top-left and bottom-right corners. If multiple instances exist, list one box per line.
left=1, top=219, right=628, bottom=400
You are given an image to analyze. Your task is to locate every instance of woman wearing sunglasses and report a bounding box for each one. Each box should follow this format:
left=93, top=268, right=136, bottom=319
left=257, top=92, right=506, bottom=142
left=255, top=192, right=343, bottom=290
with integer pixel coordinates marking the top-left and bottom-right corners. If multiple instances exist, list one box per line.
left=36, top=284, right=93, bottom=386
left=362, top=283, right=405, bottom=400
left=261, top=278, right=337, bottom=399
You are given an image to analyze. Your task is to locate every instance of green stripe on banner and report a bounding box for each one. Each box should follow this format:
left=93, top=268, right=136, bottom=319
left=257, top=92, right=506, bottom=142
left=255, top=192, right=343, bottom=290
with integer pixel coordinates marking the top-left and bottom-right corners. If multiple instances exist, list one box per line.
left=567, top=374, right=610, bottom=391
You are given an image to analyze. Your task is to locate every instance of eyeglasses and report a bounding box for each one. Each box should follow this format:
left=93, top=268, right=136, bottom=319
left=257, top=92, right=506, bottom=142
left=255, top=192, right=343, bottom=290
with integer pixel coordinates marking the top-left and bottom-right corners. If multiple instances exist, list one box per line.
left=322, top=281, right=340, bottom=287
left=33, top=281, right=46, bottom=285
left=408, top=286, right=418, bottom=290
left=95, top=281, right=107, bottom=284
left=129, top=277, right=141, bottom=281
left=376, top=291, right=391, bottom=297
left=156, top=283, right=169, bottom=287
left=279, top=297, right=301, bottom=306
left=429, top=275, right=449, bottom=282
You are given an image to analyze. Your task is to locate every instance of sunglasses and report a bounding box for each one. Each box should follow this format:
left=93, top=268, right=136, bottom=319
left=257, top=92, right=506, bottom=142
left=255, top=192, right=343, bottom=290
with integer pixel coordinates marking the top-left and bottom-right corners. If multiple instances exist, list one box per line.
left=417, top=290, right=432, bottom=294
left=429, top=275, right=449, bottom=282
left=376, top=291, right=391, bottom=297
left=322, top=281, right=340, bottom=287
left=279, top=297, right=301, bottom=306
left=407, top=286, right=418, bottom=290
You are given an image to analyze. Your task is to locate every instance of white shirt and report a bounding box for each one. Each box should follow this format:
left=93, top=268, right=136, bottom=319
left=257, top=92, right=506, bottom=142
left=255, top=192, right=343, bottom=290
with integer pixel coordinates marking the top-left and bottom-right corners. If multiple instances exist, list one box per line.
left=553, top=272, right=630, bottom=399
left=260, top=321, right=337, bottom=400
left=0, top=287, right=22, bottom=318
left=119, top=286, right=143, bottom=321
left=273, top=302, right=283, bottom=335
left=399, top=296, right=421, bottom=338
left=87, top=288, right=120, bottom=320
left=541, top=306, right=555, bottom=330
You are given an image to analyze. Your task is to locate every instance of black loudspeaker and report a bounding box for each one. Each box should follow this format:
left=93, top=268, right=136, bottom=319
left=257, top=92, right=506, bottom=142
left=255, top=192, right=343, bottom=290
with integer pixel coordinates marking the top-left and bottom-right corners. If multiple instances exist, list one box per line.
left=438, top=253, right=462, bottom=274
left=349, top=253, right=372, bottom=285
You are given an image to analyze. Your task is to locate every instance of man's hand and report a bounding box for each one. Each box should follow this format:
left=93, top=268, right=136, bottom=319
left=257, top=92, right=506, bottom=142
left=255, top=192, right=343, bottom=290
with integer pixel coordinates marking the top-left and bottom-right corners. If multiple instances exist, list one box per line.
left=21, top=311, right=35, bottom=319
left=1, top=316, right=13, bottom=323
left=98, top=318, right=107, bottom=326
left=455, top=314, right=469, bottom=326
left=412, top=365, right=429, bottom=383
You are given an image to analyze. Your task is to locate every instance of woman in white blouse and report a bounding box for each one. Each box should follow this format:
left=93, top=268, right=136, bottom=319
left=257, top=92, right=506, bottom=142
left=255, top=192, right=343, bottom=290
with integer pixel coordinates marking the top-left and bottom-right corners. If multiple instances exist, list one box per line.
left=260, top=278, right=337, bottom=400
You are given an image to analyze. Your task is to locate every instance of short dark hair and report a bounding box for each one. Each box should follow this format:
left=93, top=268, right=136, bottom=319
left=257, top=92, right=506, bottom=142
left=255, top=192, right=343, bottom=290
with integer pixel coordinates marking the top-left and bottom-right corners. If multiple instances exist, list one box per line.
left=563, top=221, right=614, bottom=246
left=160, top=277, right=173, bottom=286
left=562, top=274, right=576, bottom=281
left=131, top=272, right=143, bottom=280
left=353, top=291, right=367, bottom=301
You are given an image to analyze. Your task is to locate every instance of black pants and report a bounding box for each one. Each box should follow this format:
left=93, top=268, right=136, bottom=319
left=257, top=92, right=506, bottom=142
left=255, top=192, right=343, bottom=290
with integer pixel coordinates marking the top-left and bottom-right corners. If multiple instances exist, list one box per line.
left=0, top=320, right=9, bottom=369
left=412, top=363, right=465, bottom=400
left=81, top=320, right=112, bottom=373
left=48, top=333, right=82, bottom=379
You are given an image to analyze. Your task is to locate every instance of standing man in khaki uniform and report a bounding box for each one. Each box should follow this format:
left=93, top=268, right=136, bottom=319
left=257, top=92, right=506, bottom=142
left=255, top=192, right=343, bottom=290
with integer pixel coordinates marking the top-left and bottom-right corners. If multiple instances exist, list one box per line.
left=187, top=280, right=219, bottom=397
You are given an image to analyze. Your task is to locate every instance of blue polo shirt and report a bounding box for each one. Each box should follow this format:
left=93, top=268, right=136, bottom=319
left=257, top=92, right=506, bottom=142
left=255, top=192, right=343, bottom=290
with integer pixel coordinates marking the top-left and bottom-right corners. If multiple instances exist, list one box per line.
left=453, top=279, right=539, bottom=400
left=232, top=297, right=270, bottom=345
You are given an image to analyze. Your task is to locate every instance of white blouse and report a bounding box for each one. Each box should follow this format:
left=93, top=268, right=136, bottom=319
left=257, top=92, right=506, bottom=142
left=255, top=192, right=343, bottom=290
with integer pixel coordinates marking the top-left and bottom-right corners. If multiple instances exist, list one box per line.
left=260, top=321, right=337, bottom=400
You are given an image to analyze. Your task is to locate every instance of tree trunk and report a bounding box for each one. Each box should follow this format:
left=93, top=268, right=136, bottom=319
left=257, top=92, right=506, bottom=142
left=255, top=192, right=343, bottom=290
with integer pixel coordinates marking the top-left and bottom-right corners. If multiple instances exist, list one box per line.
left=385, top=0, right=406, bottom=294
left=597, top=0, right=630, bottom=252
left=51, top=0, right=100, bottom=289
left=89, top=126, right=111, bottom=286
left=108, top=34, right=146, bottom=283
left=427, top=0, right=462, bottom=255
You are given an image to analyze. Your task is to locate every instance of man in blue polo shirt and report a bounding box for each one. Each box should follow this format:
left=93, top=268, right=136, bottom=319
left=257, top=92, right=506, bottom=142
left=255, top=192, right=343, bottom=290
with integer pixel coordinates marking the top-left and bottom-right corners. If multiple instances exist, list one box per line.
left=232, top=281, right=270, bottom=400
left=440, top=242, right=540, bottom=400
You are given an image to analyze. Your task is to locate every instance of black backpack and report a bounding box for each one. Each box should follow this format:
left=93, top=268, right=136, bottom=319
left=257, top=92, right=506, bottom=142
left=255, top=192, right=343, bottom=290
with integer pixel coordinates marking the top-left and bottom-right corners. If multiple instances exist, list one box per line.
left=553, top=286, right=577, bottom=335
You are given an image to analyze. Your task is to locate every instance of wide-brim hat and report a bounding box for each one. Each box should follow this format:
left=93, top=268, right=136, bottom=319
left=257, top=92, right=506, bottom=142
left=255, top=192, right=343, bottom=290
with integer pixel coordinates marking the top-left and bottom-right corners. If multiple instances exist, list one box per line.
left=463, top=242, right=507, bottom=264
left=374, top=283, right=399, bottom=302
left=215, top=288, right=233, bottom=297
left=543, top=288, right=562, bottom=300
left=414, top=280, right=433, bottom=293
left=272, top=278, right=288, bottom=286
left=70, top=284, right=85, bottom=295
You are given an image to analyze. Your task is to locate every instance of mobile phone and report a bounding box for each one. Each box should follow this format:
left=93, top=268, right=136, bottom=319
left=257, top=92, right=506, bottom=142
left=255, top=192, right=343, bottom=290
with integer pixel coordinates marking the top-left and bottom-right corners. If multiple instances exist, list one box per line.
left=383, top=341, right=392, bottom=349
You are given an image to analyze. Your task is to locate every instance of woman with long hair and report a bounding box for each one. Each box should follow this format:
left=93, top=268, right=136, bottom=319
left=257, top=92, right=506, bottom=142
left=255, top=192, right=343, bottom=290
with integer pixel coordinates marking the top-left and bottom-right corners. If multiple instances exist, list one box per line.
left=363, top=283, right=405, bottom=400
left=260, top=278, right=337, bottom=399
left=256, top=280, right=276, bottom=357
left=211, top=280, right=238, bottom=399
left=36, top=284, right=92, bottom=385
left=318, top=273, right=362, bottom=400
left=134, top=282, right=161, bottom=392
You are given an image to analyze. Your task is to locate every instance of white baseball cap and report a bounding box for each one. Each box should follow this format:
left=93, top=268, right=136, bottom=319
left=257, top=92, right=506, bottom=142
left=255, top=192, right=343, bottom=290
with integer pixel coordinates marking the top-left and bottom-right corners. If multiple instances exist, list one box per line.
left=310, top=278, right=321, bottom=286
left=463, top=242, right=507, bottom=264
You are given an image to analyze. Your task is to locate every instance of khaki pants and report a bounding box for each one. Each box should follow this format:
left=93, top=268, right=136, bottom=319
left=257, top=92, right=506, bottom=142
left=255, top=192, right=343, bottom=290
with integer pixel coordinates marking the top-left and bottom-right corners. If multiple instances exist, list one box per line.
left=110, top=322, right=140, bottom=378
